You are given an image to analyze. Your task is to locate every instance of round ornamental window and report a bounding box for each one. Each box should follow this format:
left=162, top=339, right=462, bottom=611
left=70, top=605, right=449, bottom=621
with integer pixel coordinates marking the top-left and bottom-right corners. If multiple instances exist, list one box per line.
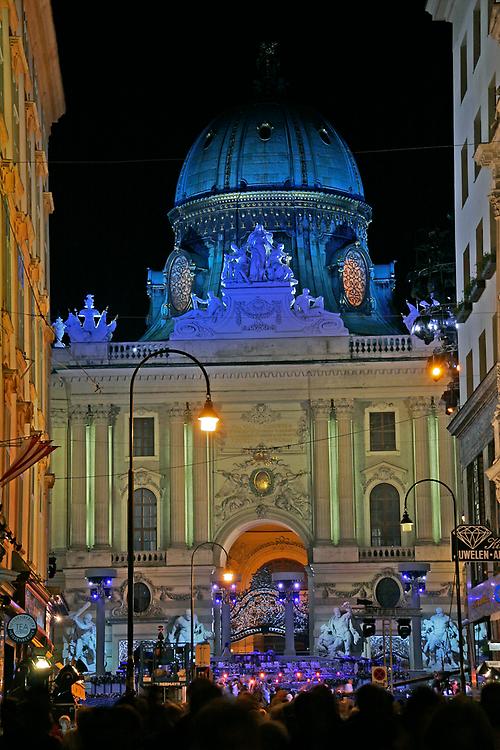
left=133, top=582, right=151, bottom=613
left=169, top=254, right=193, bottom=313
left=250, top=468, right=274, bottom=496
left=374, top=577, right=401, bottom=609
left=257, top=122, right=273, bottom=141
left=342, top=249, right=367, bottom=307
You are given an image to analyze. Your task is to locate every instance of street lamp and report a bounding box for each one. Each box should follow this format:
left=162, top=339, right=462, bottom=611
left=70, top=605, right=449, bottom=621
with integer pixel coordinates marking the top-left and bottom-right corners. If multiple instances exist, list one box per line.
left=190, top=541, right=232, bottom=681
left=400, top=478, right=466, bottom=693
left=126, top=347, right=219, bottom=696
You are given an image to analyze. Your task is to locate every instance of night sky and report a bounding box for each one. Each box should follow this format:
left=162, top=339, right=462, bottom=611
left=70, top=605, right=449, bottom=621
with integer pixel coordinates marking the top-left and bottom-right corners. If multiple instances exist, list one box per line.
left=48, top=3, right=453, bottom=341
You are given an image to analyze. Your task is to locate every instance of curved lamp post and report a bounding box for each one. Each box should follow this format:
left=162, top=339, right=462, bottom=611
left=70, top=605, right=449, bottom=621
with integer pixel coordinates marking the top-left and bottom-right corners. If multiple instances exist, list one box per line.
left=126, top=347, right=219, bottom=696
left=401, top=478, right=466, bottom=693
left=190, top=541, right=232, bottom=681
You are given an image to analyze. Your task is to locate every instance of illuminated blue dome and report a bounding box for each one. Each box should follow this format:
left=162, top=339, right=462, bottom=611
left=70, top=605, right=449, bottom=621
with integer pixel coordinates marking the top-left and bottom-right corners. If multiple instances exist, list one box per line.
left=175, top=102, right=364, bottom=205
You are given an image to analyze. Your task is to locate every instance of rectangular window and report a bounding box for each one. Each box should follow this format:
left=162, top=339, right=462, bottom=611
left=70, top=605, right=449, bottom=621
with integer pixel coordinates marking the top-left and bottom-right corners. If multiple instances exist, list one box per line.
left=463, top=244, right=470, bottom=295
left=489, top=75, right=497, bottom=137
left=460, top=37, right=467, bottom=101
left=493, top=313, right=498, bottom=364
left=476, top=218, right=484, bottom=269
left=473, top=4, right=481, bottom=69
left=490, top=203, right=497, bottom=257
left=133, top=417, right=155, bottom=456
left=479, top=329, right=487, bottom=381
left=369, top=412, right=396, bottom=451
left=474, top=108, right=482, bottom=179
left=466, top=349, right=474, bottom=397
left=461, top=141, right=469, bottom=206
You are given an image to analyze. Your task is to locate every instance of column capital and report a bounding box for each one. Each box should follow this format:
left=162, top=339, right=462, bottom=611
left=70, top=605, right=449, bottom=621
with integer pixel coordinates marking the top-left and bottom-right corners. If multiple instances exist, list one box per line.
left=310, top=399, right=332, bottom=419
left=334, top=398, right=354, bottom=418
left=407, top=396, right=433, bottom=417
left=168, top=402, right=188, bottom=421
left=70, top=405, right=91, bottom=425
left=51, top=408, right=68, bottom=428
left=91, top=404, right=117, bottom=424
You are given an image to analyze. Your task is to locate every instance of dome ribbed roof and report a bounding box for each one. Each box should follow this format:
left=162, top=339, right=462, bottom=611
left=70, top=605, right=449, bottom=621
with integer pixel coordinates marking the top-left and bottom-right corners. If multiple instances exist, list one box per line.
left=175, top=102, right=364, bottom=205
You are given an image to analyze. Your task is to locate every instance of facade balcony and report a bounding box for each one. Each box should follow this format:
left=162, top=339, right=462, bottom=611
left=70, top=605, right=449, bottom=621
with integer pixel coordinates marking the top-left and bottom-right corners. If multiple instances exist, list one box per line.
left=359, top=546, right=415, bottom=561
left=111, top=550, right=166, bottom=566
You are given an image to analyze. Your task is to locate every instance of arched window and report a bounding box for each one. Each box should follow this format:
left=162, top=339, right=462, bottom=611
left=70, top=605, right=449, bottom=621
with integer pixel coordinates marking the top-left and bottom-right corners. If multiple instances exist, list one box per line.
left=370, top=483, right=401, bottom=547
left=133, top=488, right=157, bottom=551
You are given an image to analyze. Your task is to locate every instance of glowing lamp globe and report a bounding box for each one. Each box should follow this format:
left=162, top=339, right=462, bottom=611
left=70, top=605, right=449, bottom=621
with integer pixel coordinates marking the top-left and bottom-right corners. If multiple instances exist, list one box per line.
left=198, top=397, right=219, bottom=432
left=400, top=508, right=414, bottom=533
left=222, top=571, right=234, bottom=584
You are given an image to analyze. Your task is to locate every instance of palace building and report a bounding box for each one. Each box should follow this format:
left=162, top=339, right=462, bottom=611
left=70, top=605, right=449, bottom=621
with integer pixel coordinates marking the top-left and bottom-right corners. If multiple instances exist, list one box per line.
left=50, top=60, right=460, bottom=679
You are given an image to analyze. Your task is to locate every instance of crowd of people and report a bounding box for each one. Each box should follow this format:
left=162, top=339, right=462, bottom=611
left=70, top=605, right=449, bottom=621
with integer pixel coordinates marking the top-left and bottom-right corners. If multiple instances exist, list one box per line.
left=1, top=677, right=500, bottom=750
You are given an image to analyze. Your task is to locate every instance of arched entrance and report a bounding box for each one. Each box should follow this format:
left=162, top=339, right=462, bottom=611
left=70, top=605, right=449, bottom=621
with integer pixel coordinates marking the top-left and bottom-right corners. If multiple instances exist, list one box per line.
left=223, top=522, right=309, bottom=655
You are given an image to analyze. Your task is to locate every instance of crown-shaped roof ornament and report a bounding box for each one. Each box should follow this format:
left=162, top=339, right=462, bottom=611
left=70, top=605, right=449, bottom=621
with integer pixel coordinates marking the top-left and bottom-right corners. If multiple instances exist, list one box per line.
left=52, top=294, right=117, bottom=346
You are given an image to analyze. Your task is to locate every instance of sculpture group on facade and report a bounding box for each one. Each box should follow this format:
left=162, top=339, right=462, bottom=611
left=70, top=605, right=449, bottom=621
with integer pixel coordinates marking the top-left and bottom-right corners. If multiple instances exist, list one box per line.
left=421, top=607, right=460, bottom=669
left=222, top=224, right=295, bottom=285
left=167, top=609, right=211, bottom=645
left=52, top=294, right=117, bottom=346
left=171, top=224, right=349, bottom=340
left=62, top=601, right=97, bottom=672
left=317, top=604, right=361, bottom=657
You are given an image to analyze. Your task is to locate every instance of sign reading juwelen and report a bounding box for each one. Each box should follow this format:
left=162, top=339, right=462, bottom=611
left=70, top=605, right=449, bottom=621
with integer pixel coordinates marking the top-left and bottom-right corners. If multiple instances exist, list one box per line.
left=452, top=525, right=500, bottom=561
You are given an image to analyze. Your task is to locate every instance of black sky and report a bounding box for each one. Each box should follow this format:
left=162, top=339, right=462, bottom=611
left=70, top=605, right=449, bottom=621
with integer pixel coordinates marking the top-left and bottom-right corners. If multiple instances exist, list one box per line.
left=48, top=3, right=453, bottom=341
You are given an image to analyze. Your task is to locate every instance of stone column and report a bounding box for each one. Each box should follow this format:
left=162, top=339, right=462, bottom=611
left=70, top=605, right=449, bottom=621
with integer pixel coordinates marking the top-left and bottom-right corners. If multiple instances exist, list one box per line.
left=70, top=407, right=89, bottom=549
left=193, top=418, right=209, bottom=544
left=311, top=400, right=332, bottom=543
left=335, top=398, right=355, bottom=544
left=96, top=593, right=106, bottom=676
left=169, top=405, right=186, bottom=547
left=408, top=398, right=433, bottom=543
left=94, top=406, right=111, bottom=548
left=284, top=594, right=296, bottom=656
left=213, top=602, right=222, bottom=658
left=438, top=413, right=456, bottom=541
left=221, top=596, right=232, bottom=656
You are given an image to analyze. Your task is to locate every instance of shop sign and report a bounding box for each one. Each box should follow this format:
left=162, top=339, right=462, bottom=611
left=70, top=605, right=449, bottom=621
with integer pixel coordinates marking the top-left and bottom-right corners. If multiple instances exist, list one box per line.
left=452, top=525, right=500, bottom=561
left=7, top=613, right=37, bottom=644
left=468, top=575, right=500, bottom=622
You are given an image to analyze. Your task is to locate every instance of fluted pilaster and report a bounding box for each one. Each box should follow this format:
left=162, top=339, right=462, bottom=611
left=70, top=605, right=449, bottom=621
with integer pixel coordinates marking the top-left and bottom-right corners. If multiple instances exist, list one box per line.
left=335, top=398, right=355, bottom=543
left=93, top=405, right=118, bottom=548
left=70, top=406, right=89, bottom=549
left=408, top=397, right=433, bottom=542
left=193, top=411, right=209, bottom=544
left=169, top=404, right=186, bottom=547
left=311, top=400, right=332, bottom=543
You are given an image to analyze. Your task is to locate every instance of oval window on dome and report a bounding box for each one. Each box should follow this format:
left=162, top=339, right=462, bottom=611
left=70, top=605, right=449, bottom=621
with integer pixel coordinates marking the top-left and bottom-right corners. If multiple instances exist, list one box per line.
left=168, top=254, right=194, bottom=313
left=342, top=249, right=367, bottom=307
left=257, top=122, right=273, bottom=142
left=203, top=130, right=215, bottom=149
left=318, top=127, right=331, bottom=145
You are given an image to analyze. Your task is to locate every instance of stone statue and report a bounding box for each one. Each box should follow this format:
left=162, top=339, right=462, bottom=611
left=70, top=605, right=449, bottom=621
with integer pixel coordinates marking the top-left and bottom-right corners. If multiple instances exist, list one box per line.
left=266, top=242, right=293, bottom=281
left=62, top=601, right=96, bottom=671
left=318, top=604, right=360, bottom=657
left=421, top=607, right=460, bottom=669
left=167, top=608, right=210, bottom=645
left=247, top=224, right=273, bottom=281
left=294, top=288, right=324, bottom=314
left=52, top=317, right=66, bottom=348
left=222, top=242, right=250, bottom=283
